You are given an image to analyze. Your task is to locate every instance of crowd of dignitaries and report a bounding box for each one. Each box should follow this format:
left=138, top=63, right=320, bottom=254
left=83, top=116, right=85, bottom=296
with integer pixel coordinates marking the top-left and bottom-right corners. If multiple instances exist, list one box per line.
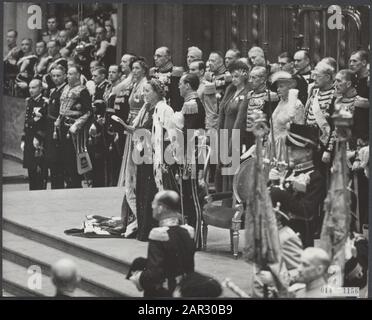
left=6, top=15, right=369, bottom=291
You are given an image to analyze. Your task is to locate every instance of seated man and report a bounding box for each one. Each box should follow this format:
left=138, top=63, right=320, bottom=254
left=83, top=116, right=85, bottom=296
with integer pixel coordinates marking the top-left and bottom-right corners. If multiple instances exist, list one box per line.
left=269, top=124, right=326, bottom=247
left=128, top=190, right=195, bottom=297
left=290, top=247, right=331, bottom=298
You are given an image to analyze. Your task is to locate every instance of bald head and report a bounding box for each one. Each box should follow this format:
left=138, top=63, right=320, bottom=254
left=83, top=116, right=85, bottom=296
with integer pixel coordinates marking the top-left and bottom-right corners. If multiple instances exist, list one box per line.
left=152, top=190, right=181, bottom=221
left=51, top=259, right=80, bottom=294
left=298, top=247, right=331, bottom=284
left=29, top=79, right=43, bottom=98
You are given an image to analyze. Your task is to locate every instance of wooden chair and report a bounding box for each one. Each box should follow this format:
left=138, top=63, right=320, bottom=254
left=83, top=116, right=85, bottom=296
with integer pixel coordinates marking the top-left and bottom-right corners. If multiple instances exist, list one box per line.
left=201, top=155, right=256, bottom=259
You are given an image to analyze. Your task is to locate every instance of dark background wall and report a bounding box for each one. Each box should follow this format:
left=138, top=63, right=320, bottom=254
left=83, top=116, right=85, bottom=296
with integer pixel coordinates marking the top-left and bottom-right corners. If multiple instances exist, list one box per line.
left=118, top=4, right=369, bottom=68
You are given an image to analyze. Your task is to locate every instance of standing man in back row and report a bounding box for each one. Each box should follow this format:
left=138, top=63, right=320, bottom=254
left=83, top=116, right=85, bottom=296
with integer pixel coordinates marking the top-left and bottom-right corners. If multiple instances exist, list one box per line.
left=150, top=46, right=184, bottom=111
left=45, top=65, right=68, bottom=189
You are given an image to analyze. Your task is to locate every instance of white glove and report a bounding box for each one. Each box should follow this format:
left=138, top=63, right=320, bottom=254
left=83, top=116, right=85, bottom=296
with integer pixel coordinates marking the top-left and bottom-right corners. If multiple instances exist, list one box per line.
left=20, top=141, right=25, bottom=152
left=89, top=124, right=97, bottom=137
left=33, top=137, right=40, bottom=149
left=358, top=146, right=369, bottom=169
left=129, top=271, right=143, bottom=292
left=269, top=168, right=281, bottom=181
left=69, top=123, right=79, bottom=135
left=322, top=151, right=331, bottom=164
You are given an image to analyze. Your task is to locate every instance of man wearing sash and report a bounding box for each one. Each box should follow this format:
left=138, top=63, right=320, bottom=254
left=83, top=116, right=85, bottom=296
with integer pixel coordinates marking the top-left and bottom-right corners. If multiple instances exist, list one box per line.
left=56, top=66, right=92, bottom=188
left=177, top=73, right=206, bottom=249
left=238, top=66, right=276, bottom=152
left=304, top=61, right=336, bottom=167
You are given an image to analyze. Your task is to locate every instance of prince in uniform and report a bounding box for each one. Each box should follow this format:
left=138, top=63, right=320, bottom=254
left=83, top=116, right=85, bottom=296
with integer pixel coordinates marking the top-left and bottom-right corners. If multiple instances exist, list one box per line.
left=177, top=73, right=206, bottom=249
left=45, top=65, right=67, bottom=189
left=270, top=124, right=326, bottom=247
left=56, top=66, right=92, bottom=188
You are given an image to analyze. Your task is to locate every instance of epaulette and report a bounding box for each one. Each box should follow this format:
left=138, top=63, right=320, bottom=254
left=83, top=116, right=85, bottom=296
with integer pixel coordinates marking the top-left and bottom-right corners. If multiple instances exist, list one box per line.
left=149, top=227, right=170, bottom=242
left=203, top=82, right=216, bottom=95
left=180, top=224, right=195, bottom=239
left=172, top=66, right=184, bottom=77
left=182, top=99, right=199, bottom=114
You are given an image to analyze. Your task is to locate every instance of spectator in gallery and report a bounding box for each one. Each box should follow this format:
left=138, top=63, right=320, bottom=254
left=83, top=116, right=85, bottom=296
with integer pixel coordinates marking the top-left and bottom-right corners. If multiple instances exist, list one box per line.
left=42, top=16, right=60, bottom=43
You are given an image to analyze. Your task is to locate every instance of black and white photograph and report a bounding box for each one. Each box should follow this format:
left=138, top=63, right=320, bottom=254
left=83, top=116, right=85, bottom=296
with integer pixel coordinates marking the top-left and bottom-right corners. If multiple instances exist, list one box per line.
left=1, top=2, right=370, bottom=300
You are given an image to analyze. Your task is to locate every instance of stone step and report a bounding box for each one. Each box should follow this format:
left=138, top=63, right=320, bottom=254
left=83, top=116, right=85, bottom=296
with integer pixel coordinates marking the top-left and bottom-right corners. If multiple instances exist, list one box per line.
left=3, top=230, right=140, bottom=297
left=3, top=219, right=131, bottom=275
left=3, top=260, right=92, bottom=297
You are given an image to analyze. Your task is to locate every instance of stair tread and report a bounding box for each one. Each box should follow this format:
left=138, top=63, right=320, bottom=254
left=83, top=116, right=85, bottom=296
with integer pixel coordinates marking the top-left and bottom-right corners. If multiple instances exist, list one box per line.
left=3, top=231, right=141, bottom=297
left=3, top=260, right=93, bottom=297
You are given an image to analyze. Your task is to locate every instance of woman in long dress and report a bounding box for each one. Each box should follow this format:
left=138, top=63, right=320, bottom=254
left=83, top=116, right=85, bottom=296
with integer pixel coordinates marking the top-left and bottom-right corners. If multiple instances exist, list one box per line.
left=215, top=60, right=251, bottom=194
left=266, top=71, right=305, bottom=171
left=119, top=59, right=149, bottom=235
left=121, top=79, right=175, bottom=241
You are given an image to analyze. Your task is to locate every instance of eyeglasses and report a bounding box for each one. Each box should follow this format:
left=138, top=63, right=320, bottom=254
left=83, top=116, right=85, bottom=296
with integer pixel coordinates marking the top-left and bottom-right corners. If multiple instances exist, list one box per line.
left=154, top=54, right=165, bottom=58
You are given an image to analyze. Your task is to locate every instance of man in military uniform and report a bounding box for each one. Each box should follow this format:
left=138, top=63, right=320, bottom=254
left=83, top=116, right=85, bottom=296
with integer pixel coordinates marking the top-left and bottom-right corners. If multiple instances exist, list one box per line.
left=270, top=124, right=326, bottom=247
left=45, top=65, right=67, bottom=189
left=293, top=50, right=314, bottom=105
left=56, top=66, right=92, bottom=188
left=304, top=61, right=336, bottom=166
left=128, top=190, right=195, bottom=297
left=203, top=51, right=231, bottom=131
left=89, top=67, right=110, bottom=187
left=104, top=65, right=124, bottom=186
left=239, top=66, right=277, bottom=152
left=42, top=17, right=60, bottom=44
left=349, top=49, right=369, bottom=99
left=177, top=73, right=206, bottom=249
left=150, top=46, right=184, bottom=111
left=21, top=79, right=48, bottom=190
